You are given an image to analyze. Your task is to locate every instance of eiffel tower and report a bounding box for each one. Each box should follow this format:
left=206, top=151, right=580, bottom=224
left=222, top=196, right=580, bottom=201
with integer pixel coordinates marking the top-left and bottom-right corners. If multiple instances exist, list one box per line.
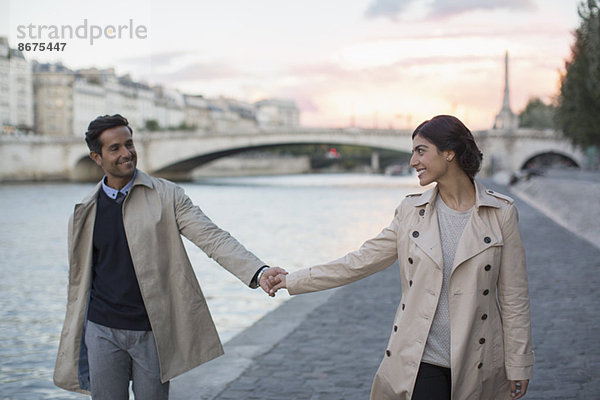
left=493, top=51, right=519, bottom=131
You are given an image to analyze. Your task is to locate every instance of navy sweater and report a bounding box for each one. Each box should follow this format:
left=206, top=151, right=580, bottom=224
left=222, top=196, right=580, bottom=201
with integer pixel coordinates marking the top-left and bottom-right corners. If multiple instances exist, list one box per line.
left=87, top=189, right=152, bottom=331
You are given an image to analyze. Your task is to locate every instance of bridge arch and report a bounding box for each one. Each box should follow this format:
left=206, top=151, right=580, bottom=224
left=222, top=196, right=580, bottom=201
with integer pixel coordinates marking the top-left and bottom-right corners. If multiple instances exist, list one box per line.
left=71, top=156, right=104, bottom=182
left=0, top=128, right=584, bottom=182
left=65, top=135, right=413, bottom=182
left=155, top=143, right=299, bottom=174
left=520, top=151, right=580, bottom=170
left=155, top=141, right=409, bottom=173
left=503, top=133, right=585, bottom=173
left=141, top=129, right=414, bottom=176
left=153, top=141, right=412, bottom=179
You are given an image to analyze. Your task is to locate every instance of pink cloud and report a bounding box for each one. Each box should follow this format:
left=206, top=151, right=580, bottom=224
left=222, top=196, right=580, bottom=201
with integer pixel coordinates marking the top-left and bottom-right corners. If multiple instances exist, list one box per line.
left=365, top=0, right=537, bottom=20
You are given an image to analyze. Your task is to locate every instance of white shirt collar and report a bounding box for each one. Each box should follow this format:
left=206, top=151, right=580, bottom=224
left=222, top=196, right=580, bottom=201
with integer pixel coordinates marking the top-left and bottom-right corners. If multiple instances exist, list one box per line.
left=101, top=170, right=137, bottom=200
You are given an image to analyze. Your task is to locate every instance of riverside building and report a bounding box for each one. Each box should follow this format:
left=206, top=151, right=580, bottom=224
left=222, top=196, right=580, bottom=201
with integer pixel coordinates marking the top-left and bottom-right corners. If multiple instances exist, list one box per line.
left=0, top=37, right=34, bottom=134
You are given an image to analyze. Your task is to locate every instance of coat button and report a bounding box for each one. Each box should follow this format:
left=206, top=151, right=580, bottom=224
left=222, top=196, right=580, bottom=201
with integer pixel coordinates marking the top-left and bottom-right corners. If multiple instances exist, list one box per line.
left=394, top=325, right=398, bottom=332
left=483, top=289, right=490, bottom=296
left=479, top=338, right=486, bottom=344
left=478, top=362, right=483, bottom=369
left=484, top=264, right=491, bottom=271
left=409, top=280, right=413, bottom=287
left=412, top=231, right=420, bottom=238
left=408, top=257, right=413, bottom=264
left=386, top=350, right=392, bottom=357
left=419, top=209, right=425, bottom=216
left=484, top=236, right=491, bottom=244
left=481, top=314, right=488, bottom=320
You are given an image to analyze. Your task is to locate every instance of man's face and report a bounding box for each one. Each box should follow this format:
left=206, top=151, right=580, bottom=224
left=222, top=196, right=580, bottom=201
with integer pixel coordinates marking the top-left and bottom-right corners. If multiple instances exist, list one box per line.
left=90, top=125, right=137, bottom=186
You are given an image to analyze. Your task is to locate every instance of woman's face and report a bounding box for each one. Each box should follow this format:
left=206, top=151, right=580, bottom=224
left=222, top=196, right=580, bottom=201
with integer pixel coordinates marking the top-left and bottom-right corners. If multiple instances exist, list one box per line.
left=409, top=134, right=451, bottom=186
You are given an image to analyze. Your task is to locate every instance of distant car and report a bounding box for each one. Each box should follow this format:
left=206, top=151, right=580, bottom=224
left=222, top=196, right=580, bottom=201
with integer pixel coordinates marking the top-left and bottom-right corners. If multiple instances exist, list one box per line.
left=384, top=164, right=409, bottom=176
left=326, top=148, right=341, bottom=159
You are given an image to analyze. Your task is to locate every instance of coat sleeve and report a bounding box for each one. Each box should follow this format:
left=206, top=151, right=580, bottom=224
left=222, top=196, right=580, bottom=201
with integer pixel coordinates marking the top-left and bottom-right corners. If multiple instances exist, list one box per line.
left=497, top=204, right=534, bottom=380
left=173, top=185, right=265, bottom=288
left=286, top=205, right=401, bottom=295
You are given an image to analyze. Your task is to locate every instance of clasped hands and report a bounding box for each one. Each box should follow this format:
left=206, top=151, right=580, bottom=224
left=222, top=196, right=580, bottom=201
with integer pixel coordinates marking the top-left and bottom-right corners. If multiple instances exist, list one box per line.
left=258, top=267, right=289, bottom=297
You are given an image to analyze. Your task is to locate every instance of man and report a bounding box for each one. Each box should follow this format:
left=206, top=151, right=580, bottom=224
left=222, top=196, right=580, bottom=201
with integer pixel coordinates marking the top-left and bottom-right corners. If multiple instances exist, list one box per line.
left=53, top=114, right=285, bottom=399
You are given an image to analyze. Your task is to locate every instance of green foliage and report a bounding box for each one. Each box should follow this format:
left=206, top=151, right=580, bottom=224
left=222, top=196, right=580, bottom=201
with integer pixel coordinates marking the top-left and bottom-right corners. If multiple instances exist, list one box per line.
left=176, top=122, right=197, bottom=131
left=519, top=98, right=556, bottom=129
left=555, top=0, right=600, bottom=147
left=144, top=119, right=160, bottom=131
left=142, top=120, right=198, bottom=131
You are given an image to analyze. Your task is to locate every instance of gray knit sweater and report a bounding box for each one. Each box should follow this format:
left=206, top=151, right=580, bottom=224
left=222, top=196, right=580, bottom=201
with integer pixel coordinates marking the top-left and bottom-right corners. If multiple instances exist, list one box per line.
left=421, top=197, right=472, bottom=368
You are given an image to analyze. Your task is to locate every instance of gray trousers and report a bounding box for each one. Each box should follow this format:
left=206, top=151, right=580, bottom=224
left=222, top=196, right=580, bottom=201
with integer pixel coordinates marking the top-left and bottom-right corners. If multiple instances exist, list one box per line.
left=84, top=320, right=170, bottom=400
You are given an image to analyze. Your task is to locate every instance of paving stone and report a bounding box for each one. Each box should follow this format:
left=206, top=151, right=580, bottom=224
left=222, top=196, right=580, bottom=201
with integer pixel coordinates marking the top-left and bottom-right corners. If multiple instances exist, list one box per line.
left=210, top=179, right=600, bottom=400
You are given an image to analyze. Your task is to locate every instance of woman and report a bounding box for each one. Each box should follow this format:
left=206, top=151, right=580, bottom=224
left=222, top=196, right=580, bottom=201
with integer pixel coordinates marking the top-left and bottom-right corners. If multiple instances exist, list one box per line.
left=270, top=115, right=534, bottom=399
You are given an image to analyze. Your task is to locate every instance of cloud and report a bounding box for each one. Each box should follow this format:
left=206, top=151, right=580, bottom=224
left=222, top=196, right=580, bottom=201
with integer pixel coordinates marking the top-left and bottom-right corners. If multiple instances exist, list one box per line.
left=137, top=61, right=242, bottom=87
left=372, top=24, right=572, bottom=41
left=282, top=90, right=320, bottom=113
left=287, top=54, right=504, bottom=90
left=119, top=50, right=191, bottom=69
left=280, top=52, right=532, bottom=129
left=288, top=62, right=357, bottom=80
left=364, top=0, right=536, bottom=20
left=428, top=0, right=536, bottom=18
left=364, top=0, right=415, bottom=19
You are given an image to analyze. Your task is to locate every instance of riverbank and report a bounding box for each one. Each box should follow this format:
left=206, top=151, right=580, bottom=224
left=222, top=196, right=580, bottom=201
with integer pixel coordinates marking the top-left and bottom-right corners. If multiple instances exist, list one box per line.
left=510, top=168, right=600, bottom=249
left=171, top=176, right=600, bottom=399
left=191, top=155, right=311, bottom=177
left=0, top=174, right=419, bottom=399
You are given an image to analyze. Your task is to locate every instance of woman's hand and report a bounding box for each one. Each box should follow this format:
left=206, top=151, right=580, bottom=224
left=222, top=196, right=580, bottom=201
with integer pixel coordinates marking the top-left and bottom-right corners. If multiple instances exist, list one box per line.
left=259, top=267, right=288, bottom=297
left=269, top=274, right=287, bottom=296
left=510, top=379, right=529, bottom=399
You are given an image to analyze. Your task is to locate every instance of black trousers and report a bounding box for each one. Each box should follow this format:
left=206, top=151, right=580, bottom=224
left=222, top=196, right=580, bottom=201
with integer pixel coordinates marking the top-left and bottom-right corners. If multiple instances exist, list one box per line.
left=412, top=362, right=451, bottom=400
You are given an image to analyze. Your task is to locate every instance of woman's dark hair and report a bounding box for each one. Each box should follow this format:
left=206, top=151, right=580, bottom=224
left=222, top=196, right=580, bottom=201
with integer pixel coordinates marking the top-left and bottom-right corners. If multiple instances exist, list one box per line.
left=412, top=115, right=483, bottom=180
left=85, top=114, right=133, bottom=154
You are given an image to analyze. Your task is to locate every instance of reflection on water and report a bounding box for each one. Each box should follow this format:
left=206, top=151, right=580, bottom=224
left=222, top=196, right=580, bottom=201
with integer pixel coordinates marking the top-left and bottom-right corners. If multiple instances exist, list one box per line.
left=0, top=173, right=422, bottom=399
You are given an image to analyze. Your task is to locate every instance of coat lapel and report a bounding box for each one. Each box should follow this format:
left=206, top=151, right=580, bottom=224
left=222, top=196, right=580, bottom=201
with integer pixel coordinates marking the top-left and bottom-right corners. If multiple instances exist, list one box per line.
left=71, top=182, right=102, bottom=252
left=406, top=181, right=507, bottom=274
left=407, top=186, right=444, bottom=270
left=451, top=212, right=499, bottom=273
left=451, top=181, right=503, bottom=274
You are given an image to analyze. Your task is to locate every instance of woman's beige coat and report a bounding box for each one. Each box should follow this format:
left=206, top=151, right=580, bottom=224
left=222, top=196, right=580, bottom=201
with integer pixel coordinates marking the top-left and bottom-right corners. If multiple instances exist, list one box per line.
left=287, top=181, right=534, bottom=399
left=54, top=170, right=265, bottom=394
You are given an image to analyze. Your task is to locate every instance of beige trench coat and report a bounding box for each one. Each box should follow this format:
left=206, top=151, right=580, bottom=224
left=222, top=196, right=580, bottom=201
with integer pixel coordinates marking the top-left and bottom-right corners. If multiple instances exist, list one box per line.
left=54, top=170, right=265, bottom=394
left=287, top=181, right=534, bottom=399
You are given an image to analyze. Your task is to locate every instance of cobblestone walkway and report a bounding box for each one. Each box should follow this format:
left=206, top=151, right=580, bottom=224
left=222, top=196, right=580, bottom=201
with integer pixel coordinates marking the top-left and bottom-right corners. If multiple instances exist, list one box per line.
left=211, top=183, right=600, bottom=400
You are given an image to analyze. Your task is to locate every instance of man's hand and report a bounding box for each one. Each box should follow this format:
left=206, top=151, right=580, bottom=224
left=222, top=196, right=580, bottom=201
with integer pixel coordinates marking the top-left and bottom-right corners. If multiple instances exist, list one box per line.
left=510, top=379, right=529, bottom=399
left=259, top=267, right=288, bottom=297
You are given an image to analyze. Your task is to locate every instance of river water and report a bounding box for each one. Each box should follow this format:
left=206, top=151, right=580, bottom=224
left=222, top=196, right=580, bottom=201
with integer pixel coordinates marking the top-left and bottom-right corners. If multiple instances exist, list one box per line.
left=0, top=173, right=422, bottom=399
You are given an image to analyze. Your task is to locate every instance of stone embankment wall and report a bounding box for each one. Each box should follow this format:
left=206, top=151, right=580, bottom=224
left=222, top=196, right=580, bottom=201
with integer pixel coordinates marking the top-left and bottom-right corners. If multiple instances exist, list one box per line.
left=191, top=155, right=311, bottom=177
left=511, top=169, right=600, bottom=249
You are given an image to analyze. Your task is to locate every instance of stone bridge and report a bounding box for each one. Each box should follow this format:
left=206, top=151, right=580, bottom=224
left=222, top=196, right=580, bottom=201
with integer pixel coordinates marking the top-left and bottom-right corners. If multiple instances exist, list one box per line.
left=0, top=127, right=585, bottom=181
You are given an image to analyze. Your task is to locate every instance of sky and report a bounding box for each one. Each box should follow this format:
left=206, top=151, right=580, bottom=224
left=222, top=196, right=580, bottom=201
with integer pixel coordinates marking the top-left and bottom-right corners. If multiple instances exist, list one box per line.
left=0, top=0, right=582, bottom=130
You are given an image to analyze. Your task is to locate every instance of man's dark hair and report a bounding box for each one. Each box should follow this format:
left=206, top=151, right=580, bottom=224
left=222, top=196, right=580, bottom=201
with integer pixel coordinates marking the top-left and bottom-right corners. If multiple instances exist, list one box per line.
left=85, top=114, right=133, bottom=154
left=412, top=115, right=483, bottom=181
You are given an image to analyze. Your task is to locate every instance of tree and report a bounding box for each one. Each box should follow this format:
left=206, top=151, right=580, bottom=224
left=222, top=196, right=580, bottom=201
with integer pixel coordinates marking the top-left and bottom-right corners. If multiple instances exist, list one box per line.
left=555, top=0, right=600, bottom=147
left=519, top=98, right=555, bottom=129
left=144, top=119, right=160, bottom=131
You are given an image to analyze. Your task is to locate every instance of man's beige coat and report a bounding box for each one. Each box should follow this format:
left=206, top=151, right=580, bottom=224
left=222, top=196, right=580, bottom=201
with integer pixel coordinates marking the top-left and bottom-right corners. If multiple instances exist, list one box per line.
left=54, top=170, right=265, bottom=394
left=287, top=181, right=534, bottom=399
